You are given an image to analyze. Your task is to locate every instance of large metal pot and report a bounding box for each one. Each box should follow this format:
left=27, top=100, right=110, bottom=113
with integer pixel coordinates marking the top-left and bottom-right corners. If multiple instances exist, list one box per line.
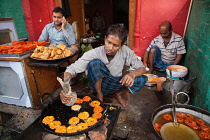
left=40, top=93, right=105, bottom=136
left=151, top=104, right=210, bottom=139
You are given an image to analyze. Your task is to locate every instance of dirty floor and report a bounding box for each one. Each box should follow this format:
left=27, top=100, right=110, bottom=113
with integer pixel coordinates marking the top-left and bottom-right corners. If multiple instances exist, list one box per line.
left=0, top=70, right=167, bottom=140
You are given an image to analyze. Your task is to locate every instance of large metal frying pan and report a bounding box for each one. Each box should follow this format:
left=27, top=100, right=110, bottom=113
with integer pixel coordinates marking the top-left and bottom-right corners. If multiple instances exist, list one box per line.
left=40, top=93, right=105, bottom=136
left=151, top=104, right=210, bottom=139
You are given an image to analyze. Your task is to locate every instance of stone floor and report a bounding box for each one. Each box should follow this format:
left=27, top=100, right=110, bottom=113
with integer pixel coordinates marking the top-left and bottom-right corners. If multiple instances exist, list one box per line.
left=0, top=70, right=167, bottom=140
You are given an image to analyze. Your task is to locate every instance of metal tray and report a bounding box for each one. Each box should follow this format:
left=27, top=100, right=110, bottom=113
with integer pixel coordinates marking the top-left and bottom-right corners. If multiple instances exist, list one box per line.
left=0, top=48, right=35, bottom=57
left=30, top=48, right=76, bottom=61
left=144, top=74, right=158, bottom=87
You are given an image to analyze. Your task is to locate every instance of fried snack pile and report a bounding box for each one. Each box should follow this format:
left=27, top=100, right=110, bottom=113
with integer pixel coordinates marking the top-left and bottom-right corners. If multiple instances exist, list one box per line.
left=31, top=44, right=73, bottom=59
left=0, top=41, right=48, bottom=54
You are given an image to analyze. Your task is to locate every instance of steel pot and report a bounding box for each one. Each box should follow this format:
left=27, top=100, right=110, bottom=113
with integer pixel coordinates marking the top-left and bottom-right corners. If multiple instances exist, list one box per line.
left=161, top=77, right=196, bottom=104
left=40, top=93, right=105, bottom=136
left=151, top=104, right=210, bottom=139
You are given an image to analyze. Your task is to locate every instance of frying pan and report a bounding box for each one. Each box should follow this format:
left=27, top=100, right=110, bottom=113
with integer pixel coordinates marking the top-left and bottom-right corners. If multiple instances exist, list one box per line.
left=40, top=93, right=105, bottom=136
left=151, top=104, right=210, bottom=139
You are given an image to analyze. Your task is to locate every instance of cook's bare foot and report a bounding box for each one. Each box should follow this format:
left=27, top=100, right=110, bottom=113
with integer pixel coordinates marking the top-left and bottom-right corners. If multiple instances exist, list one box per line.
left=114, top=91, right=129, bottom=107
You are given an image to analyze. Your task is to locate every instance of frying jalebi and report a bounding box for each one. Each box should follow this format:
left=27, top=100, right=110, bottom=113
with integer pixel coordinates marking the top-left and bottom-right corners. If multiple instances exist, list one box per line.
left=83, top=96, right=91, bottom=102
left=49, top=121, right=61, bottom=129
left=69, top=117, right=80, bottom=125
left=78, top=112, right=89, bottom=120
left=42, top=116, right=55, bottom=124
left=75, top=98, right=83, bottom=104
left=176, top=112, right=186, bottom=118
left=195, top=118, right=205, bottom=126
left=177, top=118, right=185, bottom=123
left=55, top=125, right=67, bottom=133
left=199, top=131, right=210, bottom=139
left=200, top=125, right=210, bottom=131
left=189, top=125, right=200, bottom=130
left=93, top=106, right=104, bottom=113
left=67, top=125, right=78, bottom=133
left=163, top=114, right=172, bottom=120
left=185, top=113, right=194, bottom=119
left=92, top=112, right=102, bottom=119
left=77, top=123, right=88, bottom=131
left=184, top=119, right=197, bottom=127
left=85, top=117, right=97, bottom=126
left=154, top=123, right=162, bottom=132
left=90, top=100, right=100, bottom=107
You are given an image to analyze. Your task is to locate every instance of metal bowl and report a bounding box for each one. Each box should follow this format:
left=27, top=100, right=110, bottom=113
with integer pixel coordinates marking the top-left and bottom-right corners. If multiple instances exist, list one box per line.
left=80, top=38, right=98, bottom=44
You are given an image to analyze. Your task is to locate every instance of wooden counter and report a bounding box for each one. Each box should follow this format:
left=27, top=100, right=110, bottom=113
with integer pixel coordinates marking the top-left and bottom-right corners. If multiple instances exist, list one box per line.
left=0, top=52, right=77, bottom=107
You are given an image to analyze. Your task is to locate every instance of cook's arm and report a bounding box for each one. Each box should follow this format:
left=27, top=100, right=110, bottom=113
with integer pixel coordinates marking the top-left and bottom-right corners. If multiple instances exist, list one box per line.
left=173, top=54, right=182, bottom=65
left=120, top=67, right=146, bottom=87
left=143, top=51, right=149, bottom=67
left=60, top=72, right=73, bottom=104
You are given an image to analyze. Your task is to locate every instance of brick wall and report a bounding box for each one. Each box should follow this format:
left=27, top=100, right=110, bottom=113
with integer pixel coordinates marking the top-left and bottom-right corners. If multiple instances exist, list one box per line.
left=184, top=0, right=210, bottom=111
left=0, top=0, right=28, bottom=39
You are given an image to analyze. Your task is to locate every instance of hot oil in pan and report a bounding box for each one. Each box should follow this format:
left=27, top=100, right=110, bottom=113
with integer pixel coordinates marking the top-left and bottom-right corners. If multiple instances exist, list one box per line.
left=153, top=111, right=210, bottom=140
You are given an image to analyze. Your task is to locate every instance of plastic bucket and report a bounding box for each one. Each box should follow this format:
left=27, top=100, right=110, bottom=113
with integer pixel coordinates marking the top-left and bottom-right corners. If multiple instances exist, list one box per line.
left=166, top=65, right=188, bottom=80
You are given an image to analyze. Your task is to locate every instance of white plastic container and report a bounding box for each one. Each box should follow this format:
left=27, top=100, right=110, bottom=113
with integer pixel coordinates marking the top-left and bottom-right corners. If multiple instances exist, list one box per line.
left=166, top=65, right=188, bottom=79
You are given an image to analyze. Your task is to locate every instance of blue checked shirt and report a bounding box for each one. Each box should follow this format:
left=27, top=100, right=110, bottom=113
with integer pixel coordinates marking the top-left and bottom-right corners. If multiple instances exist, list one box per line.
left=38, top=22, right=76, bottom=47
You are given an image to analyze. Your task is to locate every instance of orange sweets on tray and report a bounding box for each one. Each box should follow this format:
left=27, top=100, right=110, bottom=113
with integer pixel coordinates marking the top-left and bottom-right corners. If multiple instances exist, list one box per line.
left=93, top=106, right=104, bottom=113
left=83, top=96, right=91, bottom=102
left=69, top=117, right=80, bottom=125
left=92, top=112, right=103, bottom=119
left=78, top=112, right=90, bottom=120
left=85, top=117, right=97, bottom=126
left=42, top=116, right=55, bottom=124
left=75, top=98, right=83, bottom=104
left=42, top=95, right=105, bottom=134
left=90, top=100, right=101, bottom=107
left=0, top=41, right=48, bottom=54
left=55, top=125, right=67, bottom=133
left=67, top=125, right=78, bottom=133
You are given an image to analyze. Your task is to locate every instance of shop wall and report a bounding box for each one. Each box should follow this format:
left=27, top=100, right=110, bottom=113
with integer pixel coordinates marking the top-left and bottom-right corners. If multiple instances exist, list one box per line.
left=0, top=0, right=28, bottom=39
left=133, top=0, right=191, bottom=58
left=184, top=0, right=210, bottom=111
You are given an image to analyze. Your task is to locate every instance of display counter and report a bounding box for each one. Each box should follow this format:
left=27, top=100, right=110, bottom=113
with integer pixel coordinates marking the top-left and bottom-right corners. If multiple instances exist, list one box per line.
left=0, top=51, right=78, bottom=107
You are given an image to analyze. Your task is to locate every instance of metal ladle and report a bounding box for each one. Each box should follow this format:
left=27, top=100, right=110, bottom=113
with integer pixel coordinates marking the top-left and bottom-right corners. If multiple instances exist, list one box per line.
left=169, top=70, right=177, bottom=124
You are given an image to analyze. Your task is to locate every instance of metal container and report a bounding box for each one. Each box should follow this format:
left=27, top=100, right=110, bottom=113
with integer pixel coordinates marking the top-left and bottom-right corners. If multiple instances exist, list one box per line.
left=161, top=77, right=196, bottom=104
left=80, top=38, right=97, bottom=44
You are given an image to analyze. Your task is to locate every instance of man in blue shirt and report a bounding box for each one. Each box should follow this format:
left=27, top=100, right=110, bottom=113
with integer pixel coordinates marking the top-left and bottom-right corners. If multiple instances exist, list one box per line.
left=38, top=7, right=78, bottom=51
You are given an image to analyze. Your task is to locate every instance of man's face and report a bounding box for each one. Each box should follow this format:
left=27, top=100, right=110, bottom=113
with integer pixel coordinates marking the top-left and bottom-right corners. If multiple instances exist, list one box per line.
left=52, top=12, right=63, bottom=26
left=104, top=35, right=123, bottom=56
left=159, top=26, right=172, bottom=38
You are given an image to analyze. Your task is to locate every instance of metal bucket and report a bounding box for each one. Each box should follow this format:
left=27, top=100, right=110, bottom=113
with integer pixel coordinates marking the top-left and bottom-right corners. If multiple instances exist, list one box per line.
left=161, top=77, right=196, bottom=104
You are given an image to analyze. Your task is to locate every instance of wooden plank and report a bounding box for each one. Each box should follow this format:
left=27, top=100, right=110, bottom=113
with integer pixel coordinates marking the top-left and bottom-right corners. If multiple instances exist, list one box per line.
left=0, top=58, right=21, bottom=61
left=129, top=0, right=136, bottom=49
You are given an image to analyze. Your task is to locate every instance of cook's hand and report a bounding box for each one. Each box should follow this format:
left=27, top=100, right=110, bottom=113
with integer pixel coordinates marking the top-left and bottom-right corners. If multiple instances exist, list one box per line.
left=120, top=73, right=135, bottom=87
left=61, top=17, right=67, bottom=30
left=60, top=90, right=72, bottom=104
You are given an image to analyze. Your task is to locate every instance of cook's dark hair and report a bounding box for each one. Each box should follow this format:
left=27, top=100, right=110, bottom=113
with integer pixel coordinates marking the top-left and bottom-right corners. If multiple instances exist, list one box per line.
left=106, top=24, right=128, bottom=45
left=52, top=7, right=65, bottom=17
